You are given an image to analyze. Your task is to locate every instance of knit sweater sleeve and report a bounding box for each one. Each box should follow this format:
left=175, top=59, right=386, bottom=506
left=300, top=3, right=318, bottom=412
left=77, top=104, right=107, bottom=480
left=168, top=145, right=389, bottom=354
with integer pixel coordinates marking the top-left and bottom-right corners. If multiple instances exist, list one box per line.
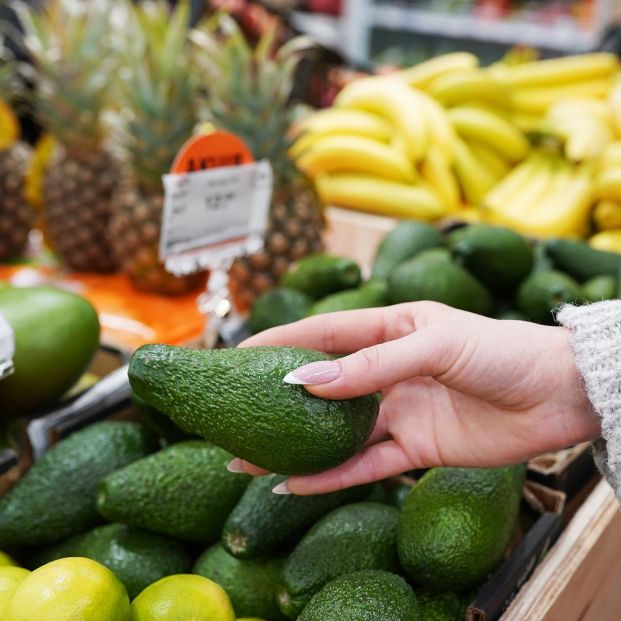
left=556, top=300, right=621, bottom=499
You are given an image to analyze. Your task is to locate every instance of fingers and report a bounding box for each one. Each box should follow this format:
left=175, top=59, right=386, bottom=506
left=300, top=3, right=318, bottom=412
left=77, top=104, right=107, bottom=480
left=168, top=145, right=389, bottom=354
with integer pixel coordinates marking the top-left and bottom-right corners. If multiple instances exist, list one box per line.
left=227, top=458, right=271, bottom=476
left=364, top=408, right=389, bottom=446
left=283, top=440, right=413, bottom=495
left=240, top=302, right=462, bottom=353
left=294, top=323, right=467, bottom=399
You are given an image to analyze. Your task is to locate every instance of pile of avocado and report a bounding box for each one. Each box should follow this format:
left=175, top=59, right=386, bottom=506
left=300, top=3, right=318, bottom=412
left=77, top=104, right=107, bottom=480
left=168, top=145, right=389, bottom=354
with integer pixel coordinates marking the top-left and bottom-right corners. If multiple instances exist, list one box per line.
left=0, top=413, right=526, bottom=620
left=250, top=222, right=621, bottom=333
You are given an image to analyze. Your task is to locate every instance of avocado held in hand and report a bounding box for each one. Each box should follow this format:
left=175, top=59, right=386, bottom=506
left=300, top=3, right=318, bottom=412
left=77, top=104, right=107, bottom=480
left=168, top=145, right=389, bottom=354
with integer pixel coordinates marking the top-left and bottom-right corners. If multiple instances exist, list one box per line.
left=129, top=345, right=379, bottom=475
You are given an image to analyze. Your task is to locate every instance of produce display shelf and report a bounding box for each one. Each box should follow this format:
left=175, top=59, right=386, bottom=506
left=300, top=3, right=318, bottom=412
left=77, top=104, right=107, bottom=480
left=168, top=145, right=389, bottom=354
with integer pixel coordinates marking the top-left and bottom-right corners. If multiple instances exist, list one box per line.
left=502, top=479, right=621, bottom=620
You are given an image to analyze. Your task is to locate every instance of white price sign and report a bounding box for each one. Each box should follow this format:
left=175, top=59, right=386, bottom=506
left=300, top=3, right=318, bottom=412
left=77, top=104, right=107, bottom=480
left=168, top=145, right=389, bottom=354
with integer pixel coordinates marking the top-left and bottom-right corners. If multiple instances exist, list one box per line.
left=160, top=159, right=273, bottom=275
left=0, top=311, right=15, bottom=380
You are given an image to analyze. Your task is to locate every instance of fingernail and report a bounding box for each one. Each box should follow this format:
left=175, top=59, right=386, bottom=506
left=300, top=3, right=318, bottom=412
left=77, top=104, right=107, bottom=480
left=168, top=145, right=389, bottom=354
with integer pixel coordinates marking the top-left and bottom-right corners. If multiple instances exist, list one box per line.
left=272, top=481, right=291, bottom=495
left=227, top=458, right=246, bottom=473
left=283, top=360, right=341, bottom=385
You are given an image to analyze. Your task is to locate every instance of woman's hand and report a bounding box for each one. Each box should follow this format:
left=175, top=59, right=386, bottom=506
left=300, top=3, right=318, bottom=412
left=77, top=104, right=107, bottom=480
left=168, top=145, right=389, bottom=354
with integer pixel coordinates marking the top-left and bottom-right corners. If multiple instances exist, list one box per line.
left=234, top=302, right=600, bottom=495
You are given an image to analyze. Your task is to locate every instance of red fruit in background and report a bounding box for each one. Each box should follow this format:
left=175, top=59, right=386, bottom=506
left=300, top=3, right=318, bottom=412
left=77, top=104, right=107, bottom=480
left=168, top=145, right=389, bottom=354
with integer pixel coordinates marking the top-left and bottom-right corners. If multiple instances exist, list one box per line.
left=306, top=0, right=342, bottom=16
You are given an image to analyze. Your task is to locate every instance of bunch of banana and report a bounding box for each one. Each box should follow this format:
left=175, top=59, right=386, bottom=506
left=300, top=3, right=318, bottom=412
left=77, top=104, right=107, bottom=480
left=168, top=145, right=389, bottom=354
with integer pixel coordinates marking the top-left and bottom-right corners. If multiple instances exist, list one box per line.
left=484, top=151, right=595, bottom=238
left=589, top=143, right=621, bottom=250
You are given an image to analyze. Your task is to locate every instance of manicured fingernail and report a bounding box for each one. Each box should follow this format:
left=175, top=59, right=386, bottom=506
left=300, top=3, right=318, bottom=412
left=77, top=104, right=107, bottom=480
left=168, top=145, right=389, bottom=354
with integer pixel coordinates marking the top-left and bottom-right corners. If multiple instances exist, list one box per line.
left=283, top=360, right=341, bottom=385
left=272, top=481, right=290, bottom=495
left=227, top=458, right=246, bottom=473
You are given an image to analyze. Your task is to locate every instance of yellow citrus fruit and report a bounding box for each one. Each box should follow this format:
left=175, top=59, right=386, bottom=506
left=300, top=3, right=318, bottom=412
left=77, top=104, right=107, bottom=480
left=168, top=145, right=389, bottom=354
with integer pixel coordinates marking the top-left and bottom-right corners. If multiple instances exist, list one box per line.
left=0, top=567, right=30, bottom=617
left=5, top=557, right=129, bottom=621
left=130, top=574, right=235, bottom=621
left=0, top=100, right=19, bottom=149
left=0, top=551, right=18, bottom=567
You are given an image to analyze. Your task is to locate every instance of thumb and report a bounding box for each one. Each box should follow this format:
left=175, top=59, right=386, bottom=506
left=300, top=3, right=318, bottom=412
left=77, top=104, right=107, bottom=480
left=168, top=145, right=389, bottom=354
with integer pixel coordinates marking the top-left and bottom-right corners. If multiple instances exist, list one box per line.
left=284, top=324, right=466, bottom=399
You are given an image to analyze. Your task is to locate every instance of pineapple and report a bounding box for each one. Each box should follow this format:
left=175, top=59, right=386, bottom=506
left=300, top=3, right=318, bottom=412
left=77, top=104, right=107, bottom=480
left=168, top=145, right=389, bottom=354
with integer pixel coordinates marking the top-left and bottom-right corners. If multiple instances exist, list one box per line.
left=192, top=15, right=324, bottom=310
left=108, top=1, right=204, bottom=295
left=0, top=60, right=34, bottom=262
left=18, top=0, right=120, bottom=272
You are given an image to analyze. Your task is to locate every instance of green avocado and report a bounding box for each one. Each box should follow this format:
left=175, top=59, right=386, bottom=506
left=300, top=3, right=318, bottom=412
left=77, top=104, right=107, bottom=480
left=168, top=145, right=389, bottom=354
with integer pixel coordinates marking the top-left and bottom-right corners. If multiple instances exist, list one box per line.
left=580, top=275, right=617, bottom=303
left=447, top=224, right=533, bottom=293
left=308, top=280, right=388, bottom=315
left=544, top=238, right=621, bottom=282
left=298, top=570, right=421, bottom=621
left=222, top=473, right=372, bottom=559
left=250, top=288, right=313, bottom=334
left=0, top=285, right=100, bottom=416
left=278, top=503, right=400, bottom=618
left=128, top=345, right=379, bottom=475
left=131, top=393, right=194, bottom=445
left=372, top=221, right=445, bottom=281
left=281, top=254, right=362, bottom=299
left=416, top=589, right=466, bottom=621
left=388, top=252, right=492, bottom=315
left=515, top=270, right=581, bottom=324
left=397, top=465, right=525, bottom=591
left=97, top=441, right=250, bottom=542
left=0, top=421, right=158, bottom=547
left=194, top=543, right=286, bottom=620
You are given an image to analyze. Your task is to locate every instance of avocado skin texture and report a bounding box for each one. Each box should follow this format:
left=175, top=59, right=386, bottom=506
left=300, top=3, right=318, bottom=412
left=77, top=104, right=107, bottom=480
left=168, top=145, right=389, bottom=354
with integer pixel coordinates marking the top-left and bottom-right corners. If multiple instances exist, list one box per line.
left=222, top=474, right=373, bottom=559
left=250, top=288, right=313, bottom=334
left=0, top=285, right=100, bottom=416
left=416, top=589, right=465, bottom=621
left=308, top=280, right=388, bottom=315
left=0, top=421, right=158, bottom=547
left=581, top=275, right=617, bottom=303
left=398, top=465, right=525, bottom=591
left=298, top=570, right=421, bottom=621
left=372, top=221, right=445, bottom=281
left=194, top=543, right=286, bottom=620
left=132, top=393, right=194, bottom=444
left=388, top=252, right=492, bottom=315
left=448, top=224, right=533, bottom=294
left=279, top=502, right=400, bottom=619
left=129, top=345, right=379, bottom=475
left=545, top=238, right=621, bottom=282
left=281, top=254, right=362, bottom=299
left=28, top=523, right=191, bottom=599
left=516, top=270, right=581, bottom=324
left=97, top=440, right=249, bottom=542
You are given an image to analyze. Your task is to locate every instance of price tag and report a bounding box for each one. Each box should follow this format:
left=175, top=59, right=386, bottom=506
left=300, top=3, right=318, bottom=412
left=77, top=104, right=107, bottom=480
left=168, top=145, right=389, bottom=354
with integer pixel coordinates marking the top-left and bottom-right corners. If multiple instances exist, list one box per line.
left=0, top=312, right=15, bottom=381
left=159, top=130, right=273, bottom=275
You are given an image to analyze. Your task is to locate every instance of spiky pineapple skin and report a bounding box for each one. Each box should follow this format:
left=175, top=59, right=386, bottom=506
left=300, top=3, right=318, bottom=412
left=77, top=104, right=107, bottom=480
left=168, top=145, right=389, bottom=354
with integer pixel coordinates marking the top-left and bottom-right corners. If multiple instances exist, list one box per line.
left=43, top=146, right=119, bottom=272
left=110, top=180, right=205, bottom=296
left=0, top=142, right=35, bottom=262
left=229, top=178, right=324, bottom=310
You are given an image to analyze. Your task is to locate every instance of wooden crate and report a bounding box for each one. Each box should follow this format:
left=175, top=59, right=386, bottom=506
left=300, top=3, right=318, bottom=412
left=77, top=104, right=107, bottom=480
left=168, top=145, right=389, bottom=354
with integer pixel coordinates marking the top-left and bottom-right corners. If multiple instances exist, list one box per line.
left=502, top=479, right=621, bottom=621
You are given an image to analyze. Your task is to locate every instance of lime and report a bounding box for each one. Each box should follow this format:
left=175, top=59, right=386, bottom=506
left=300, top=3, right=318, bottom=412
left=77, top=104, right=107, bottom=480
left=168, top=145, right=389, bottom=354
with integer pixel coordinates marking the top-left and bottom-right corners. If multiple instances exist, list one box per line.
left=5, top=557, right=129, bottom=621
left=0, top=567, right=30, bottom=617
left=0, top=551, right=18, bottom=567
left=130, top=574, right=235, bottom=621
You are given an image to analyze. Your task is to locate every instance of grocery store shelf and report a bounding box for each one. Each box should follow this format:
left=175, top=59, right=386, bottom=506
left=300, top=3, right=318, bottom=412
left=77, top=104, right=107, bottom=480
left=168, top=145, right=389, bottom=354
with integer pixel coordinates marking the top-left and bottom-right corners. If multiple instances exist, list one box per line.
left=369, top=6, right=600, bottom=52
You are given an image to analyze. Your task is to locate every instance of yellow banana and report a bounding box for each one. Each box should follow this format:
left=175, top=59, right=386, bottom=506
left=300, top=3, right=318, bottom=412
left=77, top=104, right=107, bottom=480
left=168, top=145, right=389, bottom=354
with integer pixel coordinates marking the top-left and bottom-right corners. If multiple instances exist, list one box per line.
left=468, top=141, right=512, bottom=179
left=600, top=142, right=621, bottom=169
left=609, top=78, right=621, bottom=138
left=502, top=53, right=618, bottom=88
left=483, top=155, right=543, bottom=212
left=595, top=167, right=621, bottom=201
left=512, top=78, right=612, bottom=115
left=288, top=134, right=322, bottom=159
left=397, top=52, right=479, bottom=90
left=512, top=111, right=544, bottom=134
left=452, top=137, right=500, bottom=206
left=589, top=230, right=621, bottom=253
left=335, top=76, right=429, bottom=161
left=449, top=106, right=529, bottom=162
left=413, top=91, right=455, bottom=160
left=429, top=69, right=511, bottom=108
left=316, top=173, right=446, bottom=220
left=293, top=108, right=393, bottom=142
left=295, top=134, right=417, bottom=184
left=593, top=200, right=621, bottom=231
left=420, top=146, right=460, bottom=212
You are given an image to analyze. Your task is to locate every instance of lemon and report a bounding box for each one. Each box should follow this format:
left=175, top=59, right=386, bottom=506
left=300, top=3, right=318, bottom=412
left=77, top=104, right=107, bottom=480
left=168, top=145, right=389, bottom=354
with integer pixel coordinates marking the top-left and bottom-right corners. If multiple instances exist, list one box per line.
left=130, top=574, right=235, bottom=621
left=0, top=567, right=30, bottom=617
left=0, top=551, right=18, bottom=567
left=5, top=557, right=129, bottom=621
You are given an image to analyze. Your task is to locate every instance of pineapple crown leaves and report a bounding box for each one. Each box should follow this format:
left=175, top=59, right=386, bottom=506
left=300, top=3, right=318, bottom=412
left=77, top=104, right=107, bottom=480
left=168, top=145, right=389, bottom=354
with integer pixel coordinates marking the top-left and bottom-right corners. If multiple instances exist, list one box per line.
left=13, top=0, right=119, bottom=152
left=191, top=14, right=314, bottom=186
left=108, top=0, right=200, bottom=190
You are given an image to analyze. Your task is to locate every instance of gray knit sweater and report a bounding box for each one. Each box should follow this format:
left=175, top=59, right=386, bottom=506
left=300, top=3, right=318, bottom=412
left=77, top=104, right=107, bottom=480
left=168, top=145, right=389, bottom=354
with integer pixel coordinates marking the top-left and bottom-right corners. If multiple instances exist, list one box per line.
left=557, top=301, right=621, bottom=499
